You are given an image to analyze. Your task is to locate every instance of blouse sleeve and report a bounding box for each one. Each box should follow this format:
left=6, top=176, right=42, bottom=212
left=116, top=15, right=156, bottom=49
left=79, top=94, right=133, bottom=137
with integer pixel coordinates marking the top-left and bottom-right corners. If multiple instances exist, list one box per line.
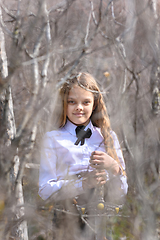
left=111, top=131, right=128, bottom=195
left=38, top=133, right=84, bottom=201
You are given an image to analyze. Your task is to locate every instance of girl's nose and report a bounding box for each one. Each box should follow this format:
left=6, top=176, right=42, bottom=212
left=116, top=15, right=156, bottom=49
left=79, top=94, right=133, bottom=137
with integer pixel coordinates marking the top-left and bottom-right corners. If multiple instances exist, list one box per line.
left=76, top=103, right=83, bottom=110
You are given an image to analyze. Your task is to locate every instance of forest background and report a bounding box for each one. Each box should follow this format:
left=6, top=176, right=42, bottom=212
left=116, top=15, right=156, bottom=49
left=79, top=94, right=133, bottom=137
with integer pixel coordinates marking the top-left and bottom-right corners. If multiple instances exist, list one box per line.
left=0, top=0, right=160, bottom=239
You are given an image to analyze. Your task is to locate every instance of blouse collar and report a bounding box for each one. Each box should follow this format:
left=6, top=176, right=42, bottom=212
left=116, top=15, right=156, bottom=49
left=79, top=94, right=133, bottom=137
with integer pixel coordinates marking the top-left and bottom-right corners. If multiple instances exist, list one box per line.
left=64, top=119, right=95, bottom=136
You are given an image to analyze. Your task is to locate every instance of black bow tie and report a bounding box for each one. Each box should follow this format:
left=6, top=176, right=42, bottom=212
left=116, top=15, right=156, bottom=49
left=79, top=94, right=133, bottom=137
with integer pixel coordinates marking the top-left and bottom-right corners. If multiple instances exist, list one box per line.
left=74, top=125, right=92, bottom=146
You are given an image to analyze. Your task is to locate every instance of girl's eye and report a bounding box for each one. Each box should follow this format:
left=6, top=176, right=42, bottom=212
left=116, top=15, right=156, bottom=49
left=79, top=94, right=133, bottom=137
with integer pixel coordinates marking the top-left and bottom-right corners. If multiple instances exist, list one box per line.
left=68, top=100, right=75, bottom=104
left=84, top=101, right=90, bottom=105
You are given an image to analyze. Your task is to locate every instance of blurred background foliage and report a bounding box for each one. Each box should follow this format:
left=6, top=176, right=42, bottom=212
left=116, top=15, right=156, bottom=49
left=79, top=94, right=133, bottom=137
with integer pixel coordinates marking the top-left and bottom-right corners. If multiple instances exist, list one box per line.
left=0, top=0, right=160, bottom=239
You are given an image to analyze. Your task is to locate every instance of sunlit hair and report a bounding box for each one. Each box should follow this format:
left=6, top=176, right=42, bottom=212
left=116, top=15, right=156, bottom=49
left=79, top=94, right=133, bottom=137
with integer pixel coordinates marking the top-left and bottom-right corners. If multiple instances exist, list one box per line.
left=55, top=72, right=125, bottom=173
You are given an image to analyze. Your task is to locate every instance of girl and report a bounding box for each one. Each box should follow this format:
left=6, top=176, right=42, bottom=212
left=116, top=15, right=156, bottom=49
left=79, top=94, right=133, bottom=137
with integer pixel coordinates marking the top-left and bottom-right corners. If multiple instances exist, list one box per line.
left=39, top=72, right=128, bottom=239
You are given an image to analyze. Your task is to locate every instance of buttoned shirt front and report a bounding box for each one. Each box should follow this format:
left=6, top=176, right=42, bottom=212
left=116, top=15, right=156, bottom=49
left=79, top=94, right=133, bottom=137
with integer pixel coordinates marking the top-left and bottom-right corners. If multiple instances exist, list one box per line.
left=39, top=120, right=128, bottom=200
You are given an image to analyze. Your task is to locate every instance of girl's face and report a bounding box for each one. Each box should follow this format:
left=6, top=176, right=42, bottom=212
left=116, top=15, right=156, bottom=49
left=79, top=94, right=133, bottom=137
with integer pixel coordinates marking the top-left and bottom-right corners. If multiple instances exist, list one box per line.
left=66, top=84, right=94, bottom=126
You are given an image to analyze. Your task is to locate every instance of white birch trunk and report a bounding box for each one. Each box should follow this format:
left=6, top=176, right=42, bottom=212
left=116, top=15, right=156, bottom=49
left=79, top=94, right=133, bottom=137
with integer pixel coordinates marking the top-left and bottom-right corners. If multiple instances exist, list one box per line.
left=14, top=156, right=29, bottom=240
left=0, top=5, right=28, bottom=240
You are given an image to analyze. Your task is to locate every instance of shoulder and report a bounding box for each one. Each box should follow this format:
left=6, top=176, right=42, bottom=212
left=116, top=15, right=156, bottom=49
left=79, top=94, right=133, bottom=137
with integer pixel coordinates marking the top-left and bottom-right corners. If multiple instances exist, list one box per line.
left=110, top=130, right=121, bottom=149
left=92, top=126, right=119, bottom=144
left=91, top=125, right=104, bottom=141
left=110, top=130, right=118, bottom=140
left=45, top=129, right=62, bottom=138
left=92, top=123, right=119, bottom=141
left=43, top=128, right=64, bottom=147
left=93, top=125, right=102, bottom=135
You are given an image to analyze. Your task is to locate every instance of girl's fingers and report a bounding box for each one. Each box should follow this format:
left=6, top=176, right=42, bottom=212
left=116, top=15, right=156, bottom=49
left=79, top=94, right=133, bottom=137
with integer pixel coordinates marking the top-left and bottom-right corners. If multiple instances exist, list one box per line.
left=90, top=159, right=104, bottom=164
left=90, top=152, right=107, bottom=163
left=92, top=151, right=104, bottom=155
left=91, top=151, right=106, bottom=158
left=91, top=152, right=104, bottom=158
left=83, top=169, right=107, bottom=189
left=95, top=170, right=106, bottom=176
left=96, top=176, right=107, bottom=185
left=99, top=180, right=106, bottom=185
left=90, top=156, right=103, bottom=161
left=90, top=163, right=101, bottom=169
left=90, top=159, right=105, bottom=169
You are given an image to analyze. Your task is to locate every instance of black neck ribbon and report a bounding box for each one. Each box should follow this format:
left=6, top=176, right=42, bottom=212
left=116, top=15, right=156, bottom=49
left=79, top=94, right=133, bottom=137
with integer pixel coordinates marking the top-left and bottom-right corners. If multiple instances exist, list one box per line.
left=74, top=125, right=92, bottom=146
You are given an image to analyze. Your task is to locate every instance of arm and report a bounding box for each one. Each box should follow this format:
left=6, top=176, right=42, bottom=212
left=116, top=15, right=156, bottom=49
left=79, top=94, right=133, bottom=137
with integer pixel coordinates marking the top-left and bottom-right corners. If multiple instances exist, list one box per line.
left=89, top=131, right=128, bottom=195
left=39, top=133, right=84, bottom=201
left=111, top=131, right=128, bottom=195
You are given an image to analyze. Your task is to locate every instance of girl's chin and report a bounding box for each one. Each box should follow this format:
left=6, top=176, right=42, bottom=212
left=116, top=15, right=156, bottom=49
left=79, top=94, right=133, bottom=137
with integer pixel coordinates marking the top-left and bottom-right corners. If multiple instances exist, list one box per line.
left=69, top=118, right=90, bottom=126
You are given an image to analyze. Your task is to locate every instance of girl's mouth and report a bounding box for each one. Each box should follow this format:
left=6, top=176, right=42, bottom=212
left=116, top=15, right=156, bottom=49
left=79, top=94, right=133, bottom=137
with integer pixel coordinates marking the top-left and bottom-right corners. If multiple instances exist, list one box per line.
left=73, top=113, right=84, bottom=117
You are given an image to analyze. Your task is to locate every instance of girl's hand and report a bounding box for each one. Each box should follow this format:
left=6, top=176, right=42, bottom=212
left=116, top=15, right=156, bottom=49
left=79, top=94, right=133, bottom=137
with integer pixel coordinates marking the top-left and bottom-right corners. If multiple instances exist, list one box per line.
left=82, top=170, right=106, bottom=190
left=89, top=151, right=120, bottom=175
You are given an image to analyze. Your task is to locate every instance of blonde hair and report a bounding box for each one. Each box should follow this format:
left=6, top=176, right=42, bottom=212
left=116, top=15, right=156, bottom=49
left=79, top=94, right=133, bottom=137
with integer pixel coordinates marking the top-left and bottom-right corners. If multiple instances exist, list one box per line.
left=55, top=72, right=125, bottom=172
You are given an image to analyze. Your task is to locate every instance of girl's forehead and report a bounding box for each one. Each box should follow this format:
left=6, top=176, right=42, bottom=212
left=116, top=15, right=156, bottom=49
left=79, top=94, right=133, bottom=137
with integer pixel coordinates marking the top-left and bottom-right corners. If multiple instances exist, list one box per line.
left=68, top=84, right=94, bottom=97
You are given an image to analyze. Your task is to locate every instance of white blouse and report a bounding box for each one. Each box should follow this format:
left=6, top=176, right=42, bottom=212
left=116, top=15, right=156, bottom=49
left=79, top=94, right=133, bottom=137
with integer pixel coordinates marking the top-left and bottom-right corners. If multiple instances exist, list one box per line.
left=39, top=120, right=128, bottom=200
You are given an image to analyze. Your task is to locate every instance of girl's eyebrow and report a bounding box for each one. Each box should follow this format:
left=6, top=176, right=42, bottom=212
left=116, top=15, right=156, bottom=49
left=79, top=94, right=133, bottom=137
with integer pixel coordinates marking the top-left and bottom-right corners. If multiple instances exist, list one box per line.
left=68, top=97, right=92, bottom=100
left=67, top=97, right=75, bottom=99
